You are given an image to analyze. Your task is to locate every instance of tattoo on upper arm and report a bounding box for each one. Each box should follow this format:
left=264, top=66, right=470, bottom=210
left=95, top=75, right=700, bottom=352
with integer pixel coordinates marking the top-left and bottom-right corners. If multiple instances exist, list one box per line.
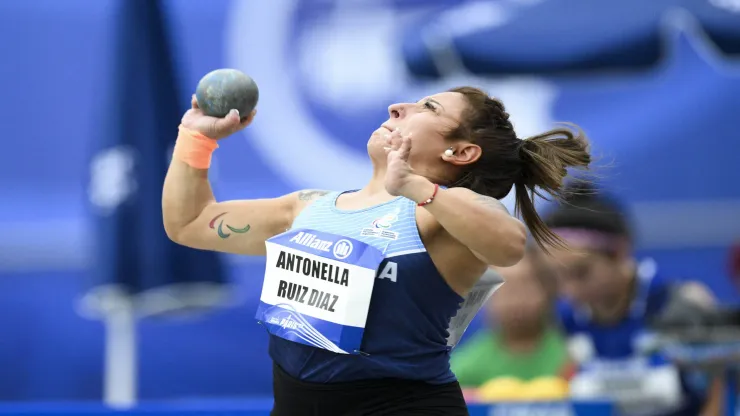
left=475, top=195, right=510, bottom=214
left=297, top=190, right=330, bottom=201
left=208, top=212, right=251, bottom=239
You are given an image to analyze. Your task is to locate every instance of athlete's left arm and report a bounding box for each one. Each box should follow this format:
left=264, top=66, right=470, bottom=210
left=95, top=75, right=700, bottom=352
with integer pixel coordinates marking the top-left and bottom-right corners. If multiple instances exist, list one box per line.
left=408, top=183, right=526, bottom=267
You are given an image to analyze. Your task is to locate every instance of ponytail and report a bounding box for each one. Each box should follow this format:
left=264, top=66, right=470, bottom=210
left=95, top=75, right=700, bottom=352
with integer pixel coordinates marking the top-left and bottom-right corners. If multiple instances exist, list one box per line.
left=443, top=86, right=592, bottom=251
left=515, top=123, right=591, bottom=251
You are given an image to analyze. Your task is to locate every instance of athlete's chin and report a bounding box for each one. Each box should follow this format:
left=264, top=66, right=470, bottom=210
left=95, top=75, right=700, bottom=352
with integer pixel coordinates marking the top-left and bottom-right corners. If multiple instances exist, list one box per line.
left=367, top=130, right=385, bottom=147
left=366, top=136, right=388, bottom=163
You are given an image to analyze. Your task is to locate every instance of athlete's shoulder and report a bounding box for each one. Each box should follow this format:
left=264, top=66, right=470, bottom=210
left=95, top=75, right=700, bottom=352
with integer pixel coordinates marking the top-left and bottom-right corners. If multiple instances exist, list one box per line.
left=296, top=189, right=334, bottom=202
left=290, top=189, right=336, bottom=218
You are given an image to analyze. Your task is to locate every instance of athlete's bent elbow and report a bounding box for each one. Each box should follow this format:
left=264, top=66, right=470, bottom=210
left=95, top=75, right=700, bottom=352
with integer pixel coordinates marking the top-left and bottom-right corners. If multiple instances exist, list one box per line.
left=163, top=222, right=184, bottom=245
left=164, top=224, right=204, bottom=250
left=162, top=214, right=191, bottom=246
left=495, top=223, right=527, bottom=267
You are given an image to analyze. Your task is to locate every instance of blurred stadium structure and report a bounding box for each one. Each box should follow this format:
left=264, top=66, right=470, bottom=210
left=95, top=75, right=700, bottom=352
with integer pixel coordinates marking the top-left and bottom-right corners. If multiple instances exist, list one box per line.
left=0, top=0, right=739, bottom=414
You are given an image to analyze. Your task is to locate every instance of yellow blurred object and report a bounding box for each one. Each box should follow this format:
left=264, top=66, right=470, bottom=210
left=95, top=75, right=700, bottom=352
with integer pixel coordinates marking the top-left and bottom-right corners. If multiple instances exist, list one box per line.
left=521, top=376, right=570, bottom=401
left=477, top=377, right=526, bottom=402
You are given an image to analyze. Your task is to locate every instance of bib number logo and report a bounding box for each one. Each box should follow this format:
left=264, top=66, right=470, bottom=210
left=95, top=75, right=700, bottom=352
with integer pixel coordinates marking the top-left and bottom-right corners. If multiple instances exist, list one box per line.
left=333, top=239, right=353, bottom=259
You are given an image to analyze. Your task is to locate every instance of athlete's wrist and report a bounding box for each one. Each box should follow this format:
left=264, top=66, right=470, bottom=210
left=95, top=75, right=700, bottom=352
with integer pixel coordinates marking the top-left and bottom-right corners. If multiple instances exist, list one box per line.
left=402, top=176, right=437, bottom=204
left=178, top=124, right=218, bottom=142
left=174, top=125, right=219, bottom=169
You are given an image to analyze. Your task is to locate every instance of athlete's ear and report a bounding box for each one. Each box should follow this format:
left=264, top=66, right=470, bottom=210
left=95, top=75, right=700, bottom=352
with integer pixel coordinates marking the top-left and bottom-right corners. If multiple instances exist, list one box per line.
left=441, top=142, right=481, bottom=166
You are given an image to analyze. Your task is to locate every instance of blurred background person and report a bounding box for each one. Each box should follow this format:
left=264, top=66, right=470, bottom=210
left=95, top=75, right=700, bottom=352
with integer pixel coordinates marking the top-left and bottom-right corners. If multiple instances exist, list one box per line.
left=452, top=250, right=572, bottom=400
left=539, top=185, right=722, bottom=416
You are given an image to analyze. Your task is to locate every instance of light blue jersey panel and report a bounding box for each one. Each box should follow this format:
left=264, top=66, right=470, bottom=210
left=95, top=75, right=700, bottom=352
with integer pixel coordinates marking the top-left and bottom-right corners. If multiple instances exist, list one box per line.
left=291, top=192, right=425, bottom=257
left=268, top=191, right=464, bottom=384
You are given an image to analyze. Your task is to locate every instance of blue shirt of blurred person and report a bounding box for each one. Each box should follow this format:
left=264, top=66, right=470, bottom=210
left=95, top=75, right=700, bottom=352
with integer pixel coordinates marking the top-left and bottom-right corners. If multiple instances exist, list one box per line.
left=537, top=185, right=718, bottom=416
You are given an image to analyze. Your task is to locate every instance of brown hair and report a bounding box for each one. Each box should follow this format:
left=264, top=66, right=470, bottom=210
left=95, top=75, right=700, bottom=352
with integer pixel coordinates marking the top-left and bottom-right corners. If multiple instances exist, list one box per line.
left=446, top=86, right=591, bottom=251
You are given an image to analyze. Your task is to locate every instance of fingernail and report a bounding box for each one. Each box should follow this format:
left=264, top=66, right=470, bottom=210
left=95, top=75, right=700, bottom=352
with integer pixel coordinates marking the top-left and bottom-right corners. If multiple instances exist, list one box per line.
left=231, top=109, right=240, bottom=117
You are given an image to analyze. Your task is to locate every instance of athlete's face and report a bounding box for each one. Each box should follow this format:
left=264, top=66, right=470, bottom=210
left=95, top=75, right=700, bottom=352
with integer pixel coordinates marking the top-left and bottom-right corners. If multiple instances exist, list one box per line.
left=368, top=91, right=481, bottom=182
left=541, top=247, right=628, bottom=309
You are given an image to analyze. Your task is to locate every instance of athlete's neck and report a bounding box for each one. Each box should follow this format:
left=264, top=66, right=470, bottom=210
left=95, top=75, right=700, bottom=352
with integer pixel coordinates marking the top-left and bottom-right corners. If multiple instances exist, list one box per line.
left=335, top=174, right=396, bottom=210
left=355, top=167, right=398, bottom=199
left=363, top=170, right=389, bottom=196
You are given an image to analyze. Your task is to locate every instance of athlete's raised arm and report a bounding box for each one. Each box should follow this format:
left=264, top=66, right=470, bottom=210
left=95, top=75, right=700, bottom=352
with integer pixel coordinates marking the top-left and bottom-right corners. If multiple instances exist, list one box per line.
left=162, top=95, right=327, bottom=255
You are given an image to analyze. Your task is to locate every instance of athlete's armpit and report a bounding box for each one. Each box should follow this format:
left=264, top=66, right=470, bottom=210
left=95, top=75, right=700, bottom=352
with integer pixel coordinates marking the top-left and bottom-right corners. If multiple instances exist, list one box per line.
left=208, top=212, right=252, bottom=239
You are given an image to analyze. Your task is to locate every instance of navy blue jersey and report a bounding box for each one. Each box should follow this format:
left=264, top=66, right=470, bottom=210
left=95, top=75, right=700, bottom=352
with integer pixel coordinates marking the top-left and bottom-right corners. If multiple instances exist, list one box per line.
left=269, top=191, right=464, bottom=383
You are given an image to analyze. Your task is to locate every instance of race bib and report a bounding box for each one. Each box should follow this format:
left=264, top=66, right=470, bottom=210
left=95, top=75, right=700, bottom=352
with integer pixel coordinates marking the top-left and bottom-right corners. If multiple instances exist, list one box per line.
left=447, top=268, right=504, bottom=347
left=256, top=229, right=385, bottom=354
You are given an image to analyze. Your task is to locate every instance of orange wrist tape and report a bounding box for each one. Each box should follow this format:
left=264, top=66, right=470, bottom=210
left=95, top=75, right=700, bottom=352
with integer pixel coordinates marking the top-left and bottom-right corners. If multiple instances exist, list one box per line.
left=174, top=125, right=219, bottom=169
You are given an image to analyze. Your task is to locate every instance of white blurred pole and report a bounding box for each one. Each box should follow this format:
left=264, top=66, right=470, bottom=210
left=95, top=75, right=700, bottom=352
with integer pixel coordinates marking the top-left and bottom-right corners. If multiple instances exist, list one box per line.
left=103, top=295, right=137, bottom=409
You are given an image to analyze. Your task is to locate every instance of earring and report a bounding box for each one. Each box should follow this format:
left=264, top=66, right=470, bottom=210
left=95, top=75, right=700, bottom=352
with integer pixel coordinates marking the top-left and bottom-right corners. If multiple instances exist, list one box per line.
left=444, top=148, right=454, bottom=157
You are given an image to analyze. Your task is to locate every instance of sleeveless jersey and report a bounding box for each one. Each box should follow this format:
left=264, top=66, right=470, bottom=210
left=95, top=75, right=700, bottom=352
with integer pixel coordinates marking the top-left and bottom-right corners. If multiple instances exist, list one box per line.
left=268, top=191, right=464, bottom=384
left=558, top=260, right=706, bottom=416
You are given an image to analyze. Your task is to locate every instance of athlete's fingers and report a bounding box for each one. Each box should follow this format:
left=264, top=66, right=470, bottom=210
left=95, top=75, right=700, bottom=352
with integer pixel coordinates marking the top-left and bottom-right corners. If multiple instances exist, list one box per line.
left=398, top=135, right=412, bottom=161
left=240, top=109, right=257, bottom=127
left=390, top=129, right=403, bottom=151
left=213, top=109, right=242, bottom=133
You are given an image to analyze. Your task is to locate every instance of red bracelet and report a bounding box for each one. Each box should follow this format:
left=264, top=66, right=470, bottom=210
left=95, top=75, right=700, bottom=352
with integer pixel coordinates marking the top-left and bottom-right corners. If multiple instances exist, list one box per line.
left=417, top=184, right=439, bottom=207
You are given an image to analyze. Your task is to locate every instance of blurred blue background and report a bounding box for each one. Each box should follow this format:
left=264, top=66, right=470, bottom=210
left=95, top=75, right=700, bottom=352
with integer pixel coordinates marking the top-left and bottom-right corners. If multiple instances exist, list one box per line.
left=0, top=0, right=739, bottom=405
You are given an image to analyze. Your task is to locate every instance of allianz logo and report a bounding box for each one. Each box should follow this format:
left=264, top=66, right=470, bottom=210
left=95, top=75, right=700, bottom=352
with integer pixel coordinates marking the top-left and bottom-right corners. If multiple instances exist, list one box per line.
left=289, top=232, right=353, bottom=259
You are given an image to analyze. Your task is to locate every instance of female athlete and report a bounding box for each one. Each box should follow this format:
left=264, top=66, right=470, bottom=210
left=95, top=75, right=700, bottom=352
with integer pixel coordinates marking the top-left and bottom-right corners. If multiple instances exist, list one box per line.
left=162, top=86, right=591, bottom=415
